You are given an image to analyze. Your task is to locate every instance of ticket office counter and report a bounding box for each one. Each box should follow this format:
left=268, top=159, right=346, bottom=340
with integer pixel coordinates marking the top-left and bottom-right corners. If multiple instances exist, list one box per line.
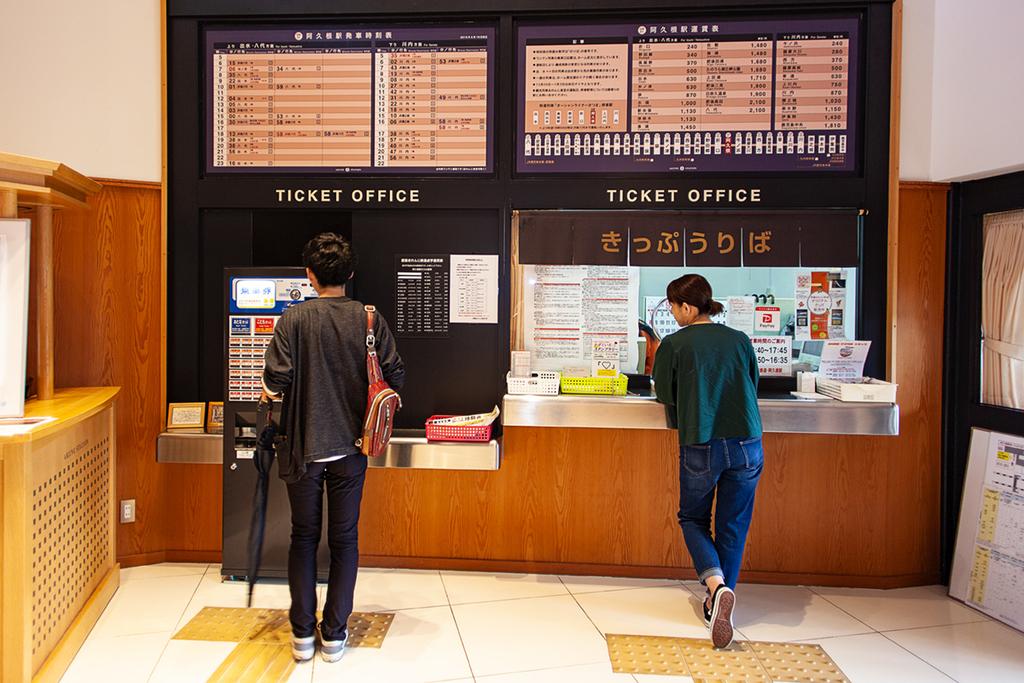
left=502, top=392, right=899, bottom=436
left=350, top=389, right=919, bottom=589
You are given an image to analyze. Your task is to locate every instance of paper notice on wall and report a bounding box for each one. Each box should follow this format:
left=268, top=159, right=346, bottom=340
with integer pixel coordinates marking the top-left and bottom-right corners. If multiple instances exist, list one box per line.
left=950, top=429, right=1024, bottom=631
left=794, top=270, right=847, bottom=341
left=725, top=296, right=756, bottom=336
left=645, top=296, right=681, bottom=339
left=750, top=336, right=793, bottom=377
left=524, top=265, right=639, bottom=373
left=818, top=340, right=871, bottom=380
left=450, top=254, right=499, bottom=324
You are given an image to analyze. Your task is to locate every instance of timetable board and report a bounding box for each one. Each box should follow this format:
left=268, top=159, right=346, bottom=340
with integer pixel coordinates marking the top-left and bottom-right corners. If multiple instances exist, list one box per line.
left=206, top=26, right=494, bottom=173
left=517, top=16, right=859, bottom=173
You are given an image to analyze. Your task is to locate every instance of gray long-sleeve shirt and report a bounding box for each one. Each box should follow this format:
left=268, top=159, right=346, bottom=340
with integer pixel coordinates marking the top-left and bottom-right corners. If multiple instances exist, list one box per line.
left=263, top=296, right=405, bottom=482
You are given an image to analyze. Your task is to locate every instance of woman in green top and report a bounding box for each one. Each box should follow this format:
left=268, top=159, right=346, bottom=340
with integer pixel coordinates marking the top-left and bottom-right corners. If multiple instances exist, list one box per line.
left=653, top=274, right=764, bottom=650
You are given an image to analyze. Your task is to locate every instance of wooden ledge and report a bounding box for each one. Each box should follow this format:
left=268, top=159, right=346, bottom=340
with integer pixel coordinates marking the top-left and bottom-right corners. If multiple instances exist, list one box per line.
left=1, top=387, right=120, bottom=445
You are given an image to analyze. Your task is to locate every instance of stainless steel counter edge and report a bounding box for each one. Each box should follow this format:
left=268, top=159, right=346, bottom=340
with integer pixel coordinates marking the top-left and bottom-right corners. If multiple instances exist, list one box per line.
left=502, top=394, right=899, bottom=436
left=157, top=433, right=502, bottom=469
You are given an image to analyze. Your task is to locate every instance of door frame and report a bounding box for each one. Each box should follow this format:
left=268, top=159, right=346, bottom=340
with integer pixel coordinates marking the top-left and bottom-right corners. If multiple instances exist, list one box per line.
left=942, top=169, right=1024, bottom=580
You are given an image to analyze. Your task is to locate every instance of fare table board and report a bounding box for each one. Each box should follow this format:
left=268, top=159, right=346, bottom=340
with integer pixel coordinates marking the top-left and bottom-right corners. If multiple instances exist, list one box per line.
left=207, top=27, right=494, bottom=173
left=517, top=16, right=858, bottom=173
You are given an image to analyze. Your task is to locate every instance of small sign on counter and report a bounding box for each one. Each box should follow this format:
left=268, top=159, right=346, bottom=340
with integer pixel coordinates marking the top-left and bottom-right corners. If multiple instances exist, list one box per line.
left=819, top=340, right=871, bottom=380
left=591, top=340, right=620, bottom=377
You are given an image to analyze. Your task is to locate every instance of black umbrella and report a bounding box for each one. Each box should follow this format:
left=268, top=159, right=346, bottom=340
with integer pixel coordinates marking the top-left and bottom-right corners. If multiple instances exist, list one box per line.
left=247, top=396, right=277, bottom=608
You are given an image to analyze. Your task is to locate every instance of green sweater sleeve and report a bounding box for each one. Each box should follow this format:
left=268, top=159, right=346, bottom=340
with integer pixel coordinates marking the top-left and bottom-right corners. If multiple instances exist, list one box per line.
left=652, top=340, right=676, bottom=406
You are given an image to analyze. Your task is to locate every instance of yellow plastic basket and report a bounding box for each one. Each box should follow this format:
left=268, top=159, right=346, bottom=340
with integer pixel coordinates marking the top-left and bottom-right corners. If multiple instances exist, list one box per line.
left=559, top=374, right=628, bottom=396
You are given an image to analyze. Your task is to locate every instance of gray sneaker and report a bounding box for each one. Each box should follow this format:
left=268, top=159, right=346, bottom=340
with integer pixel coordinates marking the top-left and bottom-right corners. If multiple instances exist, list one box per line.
left=291, top=634, right=315, bottom=662
left=317, top=623, right=348, bottom=663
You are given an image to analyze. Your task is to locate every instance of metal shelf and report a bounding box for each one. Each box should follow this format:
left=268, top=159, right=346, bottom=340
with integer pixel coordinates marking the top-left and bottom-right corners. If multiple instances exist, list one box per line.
left=157, top=432, right=501, bottom=470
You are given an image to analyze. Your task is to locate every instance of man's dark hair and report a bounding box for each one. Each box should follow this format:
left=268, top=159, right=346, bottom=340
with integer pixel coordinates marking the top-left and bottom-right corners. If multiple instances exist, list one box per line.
left=302, top=233, right=357, bottom=287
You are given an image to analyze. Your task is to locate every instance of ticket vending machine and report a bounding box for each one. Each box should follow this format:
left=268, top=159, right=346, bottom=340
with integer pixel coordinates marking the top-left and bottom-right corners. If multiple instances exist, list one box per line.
left=221, top=267, right=327, bottom=579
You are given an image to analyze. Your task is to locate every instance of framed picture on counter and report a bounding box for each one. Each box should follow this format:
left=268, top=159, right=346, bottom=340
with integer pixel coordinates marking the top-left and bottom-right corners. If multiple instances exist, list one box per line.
left=206, top=402, right=224, bottom=433
left=167, top=402, right=205, bottom=430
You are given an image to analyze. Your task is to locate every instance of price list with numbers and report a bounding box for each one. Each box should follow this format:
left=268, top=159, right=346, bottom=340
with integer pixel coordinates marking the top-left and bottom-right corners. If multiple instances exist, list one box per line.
left=517, top=16, right=859, bottom=173
left=207, top=27, right=494, bottom=173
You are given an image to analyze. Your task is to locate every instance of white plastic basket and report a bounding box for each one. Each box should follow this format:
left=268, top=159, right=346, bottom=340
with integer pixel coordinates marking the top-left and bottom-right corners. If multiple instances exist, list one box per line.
left=506, top=371, right=561, bottom=395
left=816, top=377, right=898, bottom=403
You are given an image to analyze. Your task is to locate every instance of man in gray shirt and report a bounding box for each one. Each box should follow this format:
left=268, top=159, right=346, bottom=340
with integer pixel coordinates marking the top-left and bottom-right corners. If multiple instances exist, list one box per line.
left=262, top=233, right=404, bottom=663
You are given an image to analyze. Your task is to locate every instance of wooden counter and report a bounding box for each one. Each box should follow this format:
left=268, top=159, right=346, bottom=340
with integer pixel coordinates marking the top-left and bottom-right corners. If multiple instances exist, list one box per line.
left=1, top=387, right=119, bottom=682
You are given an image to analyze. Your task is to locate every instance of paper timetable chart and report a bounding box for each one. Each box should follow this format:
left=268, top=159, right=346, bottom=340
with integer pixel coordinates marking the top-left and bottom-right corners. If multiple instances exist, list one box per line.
left=517, top=16, right=859, bottom=173
left=951, top=430, right=1024, bottom=631
left=207, top=27, right=494, bottom=173
left=374, top=45, right=489, bottom=168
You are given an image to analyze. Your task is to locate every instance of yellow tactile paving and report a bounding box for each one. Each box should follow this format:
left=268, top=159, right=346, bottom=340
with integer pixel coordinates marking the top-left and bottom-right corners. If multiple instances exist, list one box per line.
left=206, top=642, right=295, bottom=683
left=747, top=641, right=849, bottom=683
left=173, top=607, right=275, bottom=642
left=607, top=634, right=692, bottom=676
left=173, top=607, right=395, bottom=649
left=346, top=611, right=396, bottom=648
left=606, top=634, right=850, bottom=682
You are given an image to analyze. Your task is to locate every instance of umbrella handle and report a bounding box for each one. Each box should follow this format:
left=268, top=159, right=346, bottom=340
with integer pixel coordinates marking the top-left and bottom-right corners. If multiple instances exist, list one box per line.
left=257, top=395, right=273, bottom=429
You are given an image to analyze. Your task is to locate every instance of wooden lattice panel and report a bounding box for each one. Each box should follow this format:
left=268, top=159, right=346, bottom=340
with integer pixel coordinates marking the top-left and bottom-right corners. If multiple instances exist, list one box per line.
left=30, top=435, right=111, bottom=660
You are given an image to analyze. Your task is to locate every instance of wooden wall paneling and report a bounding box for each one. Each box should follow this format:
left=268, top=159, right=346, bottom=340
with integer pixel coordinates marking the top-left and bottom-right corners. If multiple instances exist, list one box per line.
left=887, top=0, right=904, bottom=379
left=163, top=463, right=223, bottom=559
left=52, top=181, right=166, bottom=561
left=884, top=182, right=949, bottom=580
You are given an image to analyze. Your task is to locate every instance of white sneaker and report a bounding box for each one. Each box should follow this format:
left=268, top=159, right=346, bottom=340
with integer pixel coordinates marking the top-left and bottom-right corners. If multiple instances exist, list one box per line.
left=317, top=623, right=348, bottom=663
left=291, top=634, right=315, bottom=662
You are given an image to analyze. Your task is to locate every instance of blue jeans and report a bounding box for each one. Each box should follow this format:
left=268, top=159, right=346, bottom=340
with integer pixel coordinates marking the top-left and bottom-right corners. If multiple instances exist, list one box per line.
left=678, top=437, right=763, bottom=590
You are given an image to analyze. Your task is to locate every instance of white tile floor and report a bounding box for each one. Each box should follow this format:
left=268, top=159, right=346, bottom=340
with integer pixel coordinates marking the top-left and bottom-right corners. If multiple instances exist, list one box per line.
left=60, top=564, right=1024, bottom=683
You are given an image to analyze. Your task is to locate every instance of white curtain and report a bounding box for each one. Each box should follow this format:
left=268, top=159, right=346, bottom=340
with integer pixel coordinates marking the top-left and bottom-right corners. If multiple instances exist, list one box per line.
left=982, top=210, right=1024, bottom=409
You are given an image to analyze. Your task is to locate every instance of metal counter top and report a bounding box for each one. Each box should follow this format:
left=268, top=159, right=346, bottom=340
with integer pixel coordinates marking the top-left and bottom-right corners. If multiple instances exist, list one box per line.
left=157, top=432, right=501, bottom=469
left=502, top=393, right=899, bottom=436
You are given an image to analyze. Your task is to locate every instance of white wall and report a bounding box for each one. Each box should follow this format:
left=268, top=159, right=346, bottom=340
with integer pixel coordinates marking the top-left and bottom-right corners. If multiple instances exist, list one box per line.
left=900, top=0, right=1024, bottom=182
left=0, top=1, right=1019, bottom=184
left=897, top=0, right=936, bottom=181
left=928, top=0, right=1024, bottom=181
left=0, top=1, right=161, bottom=182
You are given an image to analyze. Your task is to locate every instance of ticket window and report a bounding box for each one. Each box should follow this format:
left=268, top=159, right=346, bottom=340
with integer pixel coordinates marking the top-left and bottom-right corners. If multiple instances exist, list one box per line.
left=515, top=211, right=862, bottom=390
left=638, top=266, right=859, bottom=375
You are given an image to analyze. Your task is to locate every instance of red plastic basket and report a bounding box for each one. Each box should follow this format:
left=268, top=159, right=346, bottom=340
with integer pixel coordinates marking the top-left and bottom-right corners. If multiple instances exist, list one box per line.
left=425, top=415, right=494, bottom=442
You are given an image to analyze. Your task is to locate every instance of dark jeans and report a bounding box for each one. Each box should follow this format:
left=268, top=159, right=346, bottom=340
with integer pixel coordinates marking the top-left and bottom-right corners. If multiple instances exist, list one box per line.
left=678, top=437, right=763, bottom=590
left=285, top=454, right=368, bottom=639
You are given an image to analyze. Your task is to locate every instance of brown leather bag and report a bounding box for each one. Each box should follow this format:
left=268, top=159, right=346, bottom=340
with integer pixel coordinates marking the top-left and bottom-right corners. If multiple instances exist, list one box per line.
left=359, top=305, right=401, bottom=457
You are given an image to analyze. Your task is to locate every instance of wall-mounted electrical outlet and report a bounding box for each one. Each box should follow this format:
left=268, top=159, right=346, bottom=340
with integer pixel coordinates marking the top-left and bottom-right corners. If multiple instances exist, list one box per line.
left=120, top=499, right=136, bottom=523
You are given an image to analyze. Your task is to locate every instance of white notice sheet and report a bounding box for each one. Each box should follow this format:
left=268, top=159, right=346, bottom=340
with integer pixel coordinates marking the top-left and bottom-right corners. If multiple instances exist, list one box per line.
left=450, top=254, right=499, bottom=324
left=523, top=265, right=639, bottom=373
left=950, top=429, right=1024, bottom=631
